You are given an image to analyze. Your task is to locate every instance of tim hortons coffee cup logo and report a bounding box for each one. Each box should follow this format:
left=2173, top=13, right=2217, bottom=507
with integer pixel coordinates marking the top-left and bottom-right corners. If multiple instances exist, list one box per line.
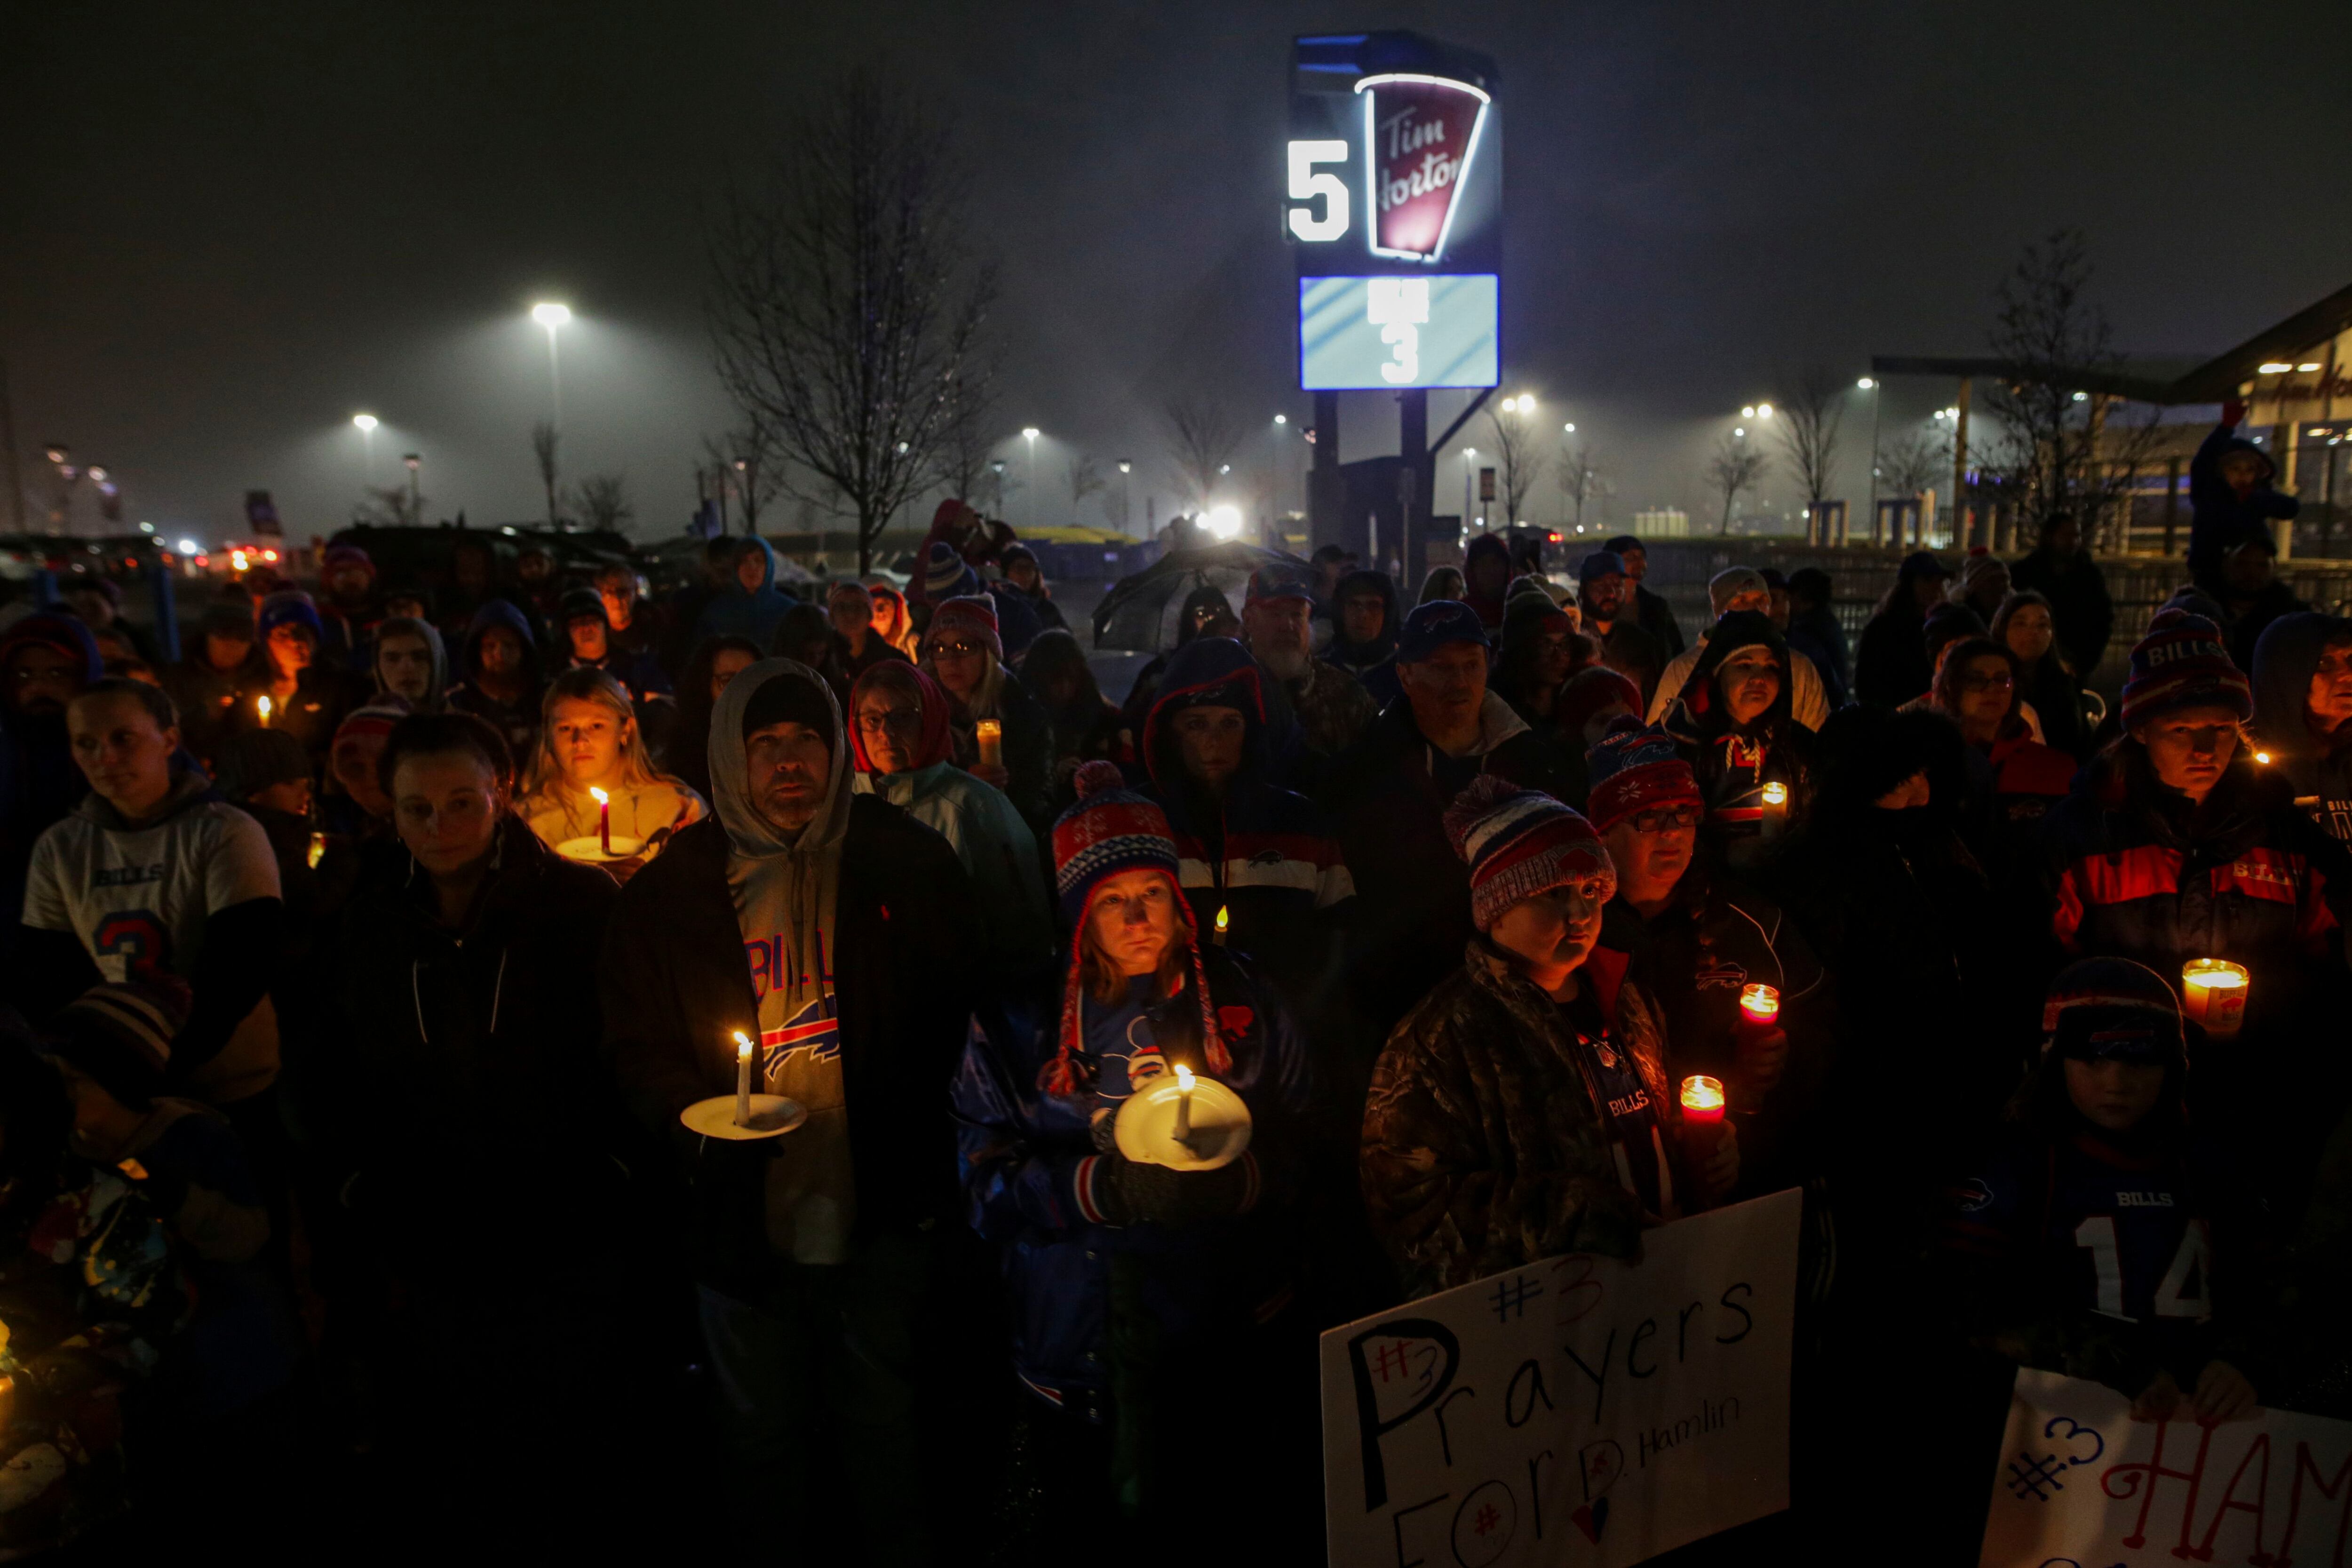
left=1362, top=76, right=1486, bottom=261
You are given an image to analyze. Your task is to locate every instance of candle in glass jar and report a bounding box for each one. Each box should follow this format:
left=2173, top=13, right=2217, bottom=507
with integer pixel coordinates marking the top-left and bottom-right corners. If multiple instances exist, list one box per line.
left=1759, top=780, right=1788, bottom=837
left=1738, top=983, right=1780, bottom=1027
left=1679, top=1075, right=1726, bottom=1124
left=590, top=786, right=612, bottom=855
left=2180, top=960, right=2249, bottom=1038
left=975, top=718, right=1003, bottom=768
left=733, top=1031, right=755, bottom=1125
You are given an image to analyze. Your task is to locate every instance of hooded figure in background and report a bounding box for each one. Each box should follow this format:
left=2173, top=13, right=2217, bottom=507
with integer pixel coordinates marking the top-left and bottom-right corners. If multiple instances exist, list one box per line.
left=445, top=599, right=548, bottom=768
left=2189, top=399, right=2301, bottom=595
left=2253, top=611, right=2352, bottom=842
left=368, top=614, right=450, bottom=713
left=601, top=658, right=975, bottom=1563
left=691, top=537, right=802, bottom=652
left=1121, top=582, right=1237, bottom=733
left=1323, top=567, right=1400, bottom=680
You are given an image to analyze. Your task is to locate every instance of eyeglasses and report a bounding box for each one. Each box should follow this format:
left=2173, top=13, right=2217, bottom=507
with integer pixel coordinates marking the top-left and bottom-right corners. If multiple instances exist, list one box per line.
left=1631, top=805, right=1701, bottom=833
left=857, top=708, right=921, bottom=733
left=9, top=665, right=75, bottom=688
left=1958, top=673, right=2016, bottom=692
left=929, top=641, right=985, bottom=659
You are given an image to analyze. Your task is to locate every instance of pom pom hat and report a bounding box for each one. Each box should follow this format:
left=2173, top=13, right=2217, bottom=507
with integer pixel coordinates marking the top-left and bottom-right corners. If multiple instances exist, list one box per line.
left=1584, top=724, right=1702, bottom=834
left=921, top=595, right=1002, bottom=661
left=2041, top=957, right=2186, bottom=1068
left=1043, top=760, right=1227, bottom=1095
left=1442, top=773, right=1615, bottom=932
left=2121, top=610, right=2253, bottom=730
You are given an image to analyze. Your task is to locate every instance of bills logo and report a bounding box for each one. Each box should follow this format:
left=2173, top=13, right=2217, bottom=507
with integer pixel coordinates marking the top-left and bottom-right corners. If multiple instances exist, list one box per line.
left=761, top=993, right=841, bottom=1073
left=1355, top=73, right=1490, bottom=262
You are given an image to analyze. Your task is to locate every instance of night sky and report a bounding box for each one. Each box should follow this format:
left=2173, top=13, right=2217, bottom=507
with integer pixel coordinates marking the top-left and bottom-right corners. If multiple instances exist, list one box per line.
left=6, top=0, right=2349, bottom=543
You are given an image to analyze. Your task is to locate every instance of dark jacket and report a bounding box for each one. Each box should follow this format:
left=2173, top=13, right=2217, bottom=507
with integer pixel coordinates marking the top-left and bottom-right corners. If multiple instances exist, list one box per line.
left=2252, top=612, right=2352, bottom=842
left=2010, top=548, right=2114, bottom=680
left=1782, top=604, right=1849, bottom=709
left=2225, top=578, right=2308, bottom=675
left=951, top=948, right=1311, bottom=1420
left=1634, top=582, right=1686, bottom=661
left=335, top=818, right=623, bottom=1242
left=1324, top=693, right=1565, bottom=1038
left=603, top=803, right=976, bottom=1293
left=1324, top=568, right=1402, bottom=676
left=1659, top=610, right=1814, bottom=857
left=0, top=615, right=100, bottom=944
left=942, top=664, right=1056, bottom=835
left=1855, top=603, right=1932, bottom=707
left=2189, top=418, right=2299, bottom=594
left=445, top=599, right=547, bottom=766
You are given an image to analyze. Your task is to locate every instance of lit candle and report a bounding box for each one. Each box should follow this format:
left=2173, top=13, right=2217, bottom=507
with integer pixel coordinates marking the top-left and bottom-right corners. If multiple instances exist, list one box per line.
left=1171, top=1064, right=1194, bottom=1144
left=1679, top=1075, right=1726, bottom=1124
left=2180, top=959, right=2249, bottom=1039
left=306, top=831, right=326, bottom=870
left=975, top=718, right=1003, bottom=768
left=1213, top=905, right=1230, bottom=946
left=1738, top=983, right=1780, bottom=1028
left=590, top=786, right=612, bottom=855
left=256, top=695, right=272, bottom=727
left=733, top=1031, right=755, bottom=1126
left=2254, top=749, right=2274, bottom=765
left=1760, top=780, right=1788, bottom=838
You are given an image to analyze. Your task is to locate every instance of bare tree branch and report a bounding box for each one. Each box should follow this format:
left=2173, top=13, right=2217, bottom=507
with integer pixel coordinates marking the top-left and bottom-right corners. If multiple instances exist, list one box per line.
left=1876, top=423, right=1952, bottom=498
left=705, top=69, right=1000, bottom=571
left=571, top=474, right=633, bottom=533
left=1481, top=403, right=1550, bottom=526
left=531, top=422, right=561, bottom=528
left=1164, top=398, right=1243, bottom=509
left=1555, top=441, right=1605, bottom=531
left=1771, top=366, right=1846, bottom=518
left=1706, top=435, right=1767, bottom=537
left=1065, top=455, right=1107, bottom=518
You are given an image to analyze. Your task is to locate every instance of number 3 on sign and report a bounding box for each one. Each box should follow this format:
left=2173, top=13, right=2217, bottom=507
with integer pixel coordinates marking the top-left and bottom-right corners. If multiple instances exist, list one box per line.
left=1287, top=141, right=1350, bottom=242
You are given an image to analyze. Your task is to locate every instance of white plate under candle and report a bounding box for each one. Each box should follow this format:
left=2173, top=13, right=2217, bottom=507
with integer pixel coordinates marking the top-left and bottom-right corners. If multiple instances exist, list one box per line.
left=681, top=1094, right=806, bottom=1141
left=557, top=835, right=647, bottom=864
left=1113, top=1072, right=1252, bottom=1171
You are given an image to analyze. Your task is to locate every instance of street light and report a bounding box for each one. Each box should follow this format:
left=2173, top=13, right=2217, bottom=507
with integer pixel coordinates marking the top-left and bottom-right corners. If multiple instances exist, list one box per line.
left=402, top=453, right=421, bottom=525
left=352, top=413, right=378, bottom=484
left=1116, top=460, right=1134, bottom=537
left=1857, top=377, right=1875, bottom=390
left=1563, top=422, right=1576, bottom=434
left=531, top=302, right=571, bottom=426
left=1020, top=428, right=1040, bottom=525
left=1462, top=446, right=1479, bottom=529
left=1755, top=403, right=1773, bottom=419
left=352, top=413, right=378, bottom=432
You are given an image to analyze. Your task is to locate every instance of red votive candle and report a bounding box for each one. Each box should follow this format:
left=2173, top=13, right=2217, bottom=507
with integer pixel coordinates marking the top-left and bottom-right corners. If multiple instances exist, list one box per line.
left=1679, top=1075, right=1726, bottom=1125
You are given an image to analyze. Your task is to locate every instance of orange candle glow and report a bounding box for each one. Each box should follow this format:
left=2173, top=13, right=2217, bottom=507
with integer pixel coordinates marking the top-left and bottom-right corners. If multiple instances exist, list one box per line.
left=1679, top=1075, right=1726, bottom=1124
left=1738, top=983, right=1780, bottom=1027
left=256, top=695, right=272, bottom=727
left=2180, top=960, right=2249, bottom=1039
left=975, top=718, right=1003, bottom=768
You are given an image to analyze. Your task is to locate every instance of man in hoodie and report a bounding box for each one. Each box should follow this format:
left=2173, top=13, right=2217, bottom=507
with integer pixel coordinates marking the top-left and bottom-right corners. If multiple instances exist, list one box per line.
left=603, top=660, right=975, bottom=1563
left=445, top=600, right=547, bottom=768
left=2252, top=612, right=2352, bottom=842
left=1323, top=567, right=1400, bottom=684
left=369, top=614, right=449, bottom=712
left=2190, top=399, right=2301, bottom=596
left=13, top=679, right=283, bottom=1166
left=691, top=536, right=802, bottom=652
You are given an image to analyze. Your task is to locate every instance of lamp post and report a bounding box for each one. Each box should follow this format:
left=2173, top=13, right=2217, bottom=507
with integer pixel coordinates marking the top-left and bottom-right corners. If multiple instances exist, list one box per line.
left=1270, top=414, right=1289, bottom=531
left=402, top=453, right=421, bottom=526
left=1020, top=428, right=1040, bottom=526
left=1117, top=460, right=1133, bottom=538
left=352, top=414, right=378, bottom=487
left=531, top=302, right=571, bottom=428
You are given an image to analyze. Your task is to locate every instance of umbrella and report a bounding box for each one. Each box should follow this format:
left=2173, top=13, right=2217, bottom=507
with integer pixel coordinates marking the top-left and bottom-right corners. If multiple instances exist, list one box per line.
left=1091, top=541, right=1310, bottom=652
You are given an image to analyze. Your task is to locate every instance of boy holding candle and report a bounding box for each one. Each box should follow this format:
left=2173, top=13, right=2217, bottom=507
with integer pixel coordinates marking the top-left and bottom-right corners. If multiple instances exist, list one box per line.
left=1360, top=775, right=1739, bottom=1301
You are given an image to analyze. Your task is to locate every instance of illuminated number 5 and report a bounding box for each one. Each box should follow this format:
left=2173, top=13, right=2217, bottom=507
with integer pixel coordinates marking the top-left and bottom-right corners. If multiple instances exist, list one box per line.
left=1287, top=140, right=1350, bottom=242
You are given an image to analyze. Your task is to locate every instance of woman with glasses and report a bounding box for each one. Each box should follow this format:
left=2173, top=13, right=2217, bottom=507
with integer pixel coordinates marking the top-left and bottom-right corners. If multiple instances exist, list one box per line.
left=848, top=661, right=1053, bottom=976
left=918, top=595, right=1056, bottom=833
left=1926, top=636, right=2076, bottom=829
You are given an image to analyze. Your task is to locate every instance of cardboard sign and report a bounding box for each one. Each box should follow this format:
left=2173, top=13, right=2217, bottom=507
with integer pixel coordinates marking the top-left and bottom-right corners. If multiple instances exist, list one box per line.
left=1981, top=1367, right=2352, bottom=1568
left=1321, top=1188, right=1800, bottom=1568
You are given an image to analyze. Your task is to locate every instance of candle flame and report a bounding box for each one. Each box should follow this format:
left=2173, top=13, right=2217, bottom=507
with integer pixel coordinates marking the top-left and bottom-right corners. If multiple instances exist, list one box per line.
left=1679, top=1075, right=1725, bottom=1114
left=1739, top=982, right=1780, bottom=1020
left=2182, top=959, right=2248, bottom=991
left=2254, top=750, right=2273, bottom=765
left=733, top=1030, right=754, bottom=1060
left=589, top=786, right=609, bottom=805
left=256, top=696, right=272, bottom=723
left=1760, top=782, right=1788, bottom=807
left=1174, top=1064, right=1194, bottom=1091
left=1214, top=905, right=1229, bottom=933
left=306, top=831, right=326, bottom=869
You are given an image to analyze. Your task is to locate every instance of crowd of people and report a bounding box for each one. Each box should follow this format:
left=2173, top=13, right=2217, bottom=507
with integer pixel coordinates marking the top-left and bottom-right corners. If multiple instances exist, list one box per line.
left=2, top=442, right=2351, bottom=1560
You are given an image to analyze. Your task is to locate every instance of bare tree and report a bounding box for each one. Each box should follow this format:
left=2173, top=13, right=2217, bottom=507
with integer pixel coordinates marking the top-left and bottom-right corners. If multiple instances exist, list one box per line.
left=1556, top=441, right=1605, bottom=531
left=1771, top=366, right=1847, bottom=536
left=1481, top=404, right=1550, bottom=526
left=934, top=366, right=1002, bottom=508
left=1706, top=434, right=1767, bottom=537
left=1980, top=229, right=2165, bottom=551
left=531, top=422, right=562, bottom=527
left=1876, top=424, right=1951, bottom=498
left=706, top=69, right=999, bottom=571
left=1065, top=455, right=1107, bottom=523
left=572, top=474, right=633, bottom=533
left=352, top=484, right=423, bottom=528
left=1163, top=398, right=1244, bottom=509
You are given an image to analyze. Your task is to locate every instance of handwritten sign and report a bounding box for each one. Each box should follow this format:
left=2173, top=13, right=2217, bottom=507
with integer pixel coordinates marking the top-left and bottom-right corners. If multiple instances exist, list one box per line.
left=1981, top=1367, right=2352, bottom=1568
left=1321, top=1188, right=1800, bottom=1568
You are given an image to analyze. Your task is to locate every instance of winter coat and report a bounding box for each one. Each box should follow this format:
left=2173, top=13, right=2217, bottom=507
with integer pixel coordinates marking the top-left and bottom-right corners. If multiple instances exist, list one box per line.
left=939, top=663, right=1056, bottom=835
left=950, top=947, right=1312, bottom=1420
left=2010, top=548, right=2114, bottom=680
left=2189, top=419, right=2299, bottom=594
left=1783, top=604, right=1849, bottom=710
left=226, top=660, right=364, bottom=764
left=1256, top=652, right=1378, bottom=795
left=1658, top=612, right=1815, bottom=858
left=851, top=759, right=1054, bottom=973
left=444, top=599, right=548, bottom=765
left=2017, top=653, right=2091, bottom=761
left=2252, top=611, right=2352, bottom=842
left=1361, top=945, right=1692, bottom=1298
left=162, top=651, right=249, bottom=768
left=1855, top=604, right=1932, bottom=707
left=602, top=798, right=975, bottom=1295
left=1324, top=692, right=1565, bottom=1038
left=334, top=817, right=625, bottom=1249
left=0, top=616, right=99, bottom=939
left=1635, top=583, right=1686, bottom=661
left=690, top=537, right=803, bottom=651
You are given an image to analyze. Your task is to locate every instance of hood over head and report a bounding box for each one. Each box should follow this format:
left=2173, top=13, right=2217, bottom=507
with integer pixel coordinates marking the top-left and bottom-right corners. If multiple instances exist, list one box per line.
left=0, top=613, right=103, bottom=686
left=2253, top=611, right=2352, bottom=793
left=733, top=536, right=781, bottom=597
left=1666, top=608, right=1791, bottom=740
left=708, top=657, right=851, bottom=861
left=371, top=614, right=449, bottom=707
left=459, top=598, right=543, bottom=685
left=1142, top=636, right=1267, bottom=792
left=847, top=660, right=954, bottom=774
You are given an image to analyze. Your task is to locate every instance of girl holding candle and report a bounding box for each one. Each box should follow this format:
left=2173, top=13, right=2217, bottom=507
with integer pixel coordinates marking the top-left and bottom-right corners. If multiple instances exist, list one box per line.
left=1657, top=610, right=1812, bottom=869
left=919, top=594, right=1055, bottom=832
left=950, top=761, right=1316, bottom=1547
left=1361, top=775, right=1739, bottom=1302
left=517, top=669, right=705, bottom=866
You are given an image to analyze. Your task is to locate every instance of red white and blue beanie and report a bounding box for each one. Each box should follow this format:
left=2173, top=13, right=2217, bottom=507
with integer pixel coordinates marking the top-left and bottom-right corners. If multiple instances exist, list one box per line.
left=922, top=594, right=1002, bottom=661
left=2041, top=957, right=2185, bottom=1067
left=45, top=979, right=189, bottom=1106
left=1584, top=723, right=1702, bottom=835
left=2121, top=610, right=2252, bottom=731
left=1043, top=760, right=1226, bottom=1094
left=1442, top=773, right=1616, bottom=932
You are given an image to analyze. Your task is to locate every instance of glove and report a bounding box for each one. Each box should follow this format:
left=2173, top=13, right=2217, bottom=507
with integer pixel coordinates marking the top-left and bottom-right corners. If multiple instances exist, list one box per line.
left=2223, top=399, right=2248, bottom=430
left=1090, top=1153, right=1187, bottom=1226
left=1157, top=1158, right=1255, bottom=1225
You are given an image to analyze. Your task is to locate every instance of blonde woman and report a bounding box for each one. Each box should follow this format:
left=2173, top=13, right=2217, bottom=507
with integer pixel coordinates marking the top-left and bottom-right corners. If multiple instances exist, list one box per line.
left=519, top=668, right=705, bottom=865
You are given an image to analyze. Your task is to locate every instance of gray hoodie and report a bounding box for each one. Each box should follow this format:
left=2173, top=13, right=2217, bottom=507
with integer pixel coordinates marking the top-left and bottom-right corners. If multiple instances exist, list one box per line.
left=708, top=658, right=856, bottom=1261
left=370, top=614, right=450, bottom=711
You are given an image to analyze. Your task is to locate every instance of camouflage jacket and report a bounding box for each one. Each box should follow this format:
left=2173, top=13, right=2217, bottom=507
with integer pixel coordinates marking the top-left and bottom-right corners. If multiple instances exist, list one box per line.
left=1360, top=943, right=1684, bottom=1299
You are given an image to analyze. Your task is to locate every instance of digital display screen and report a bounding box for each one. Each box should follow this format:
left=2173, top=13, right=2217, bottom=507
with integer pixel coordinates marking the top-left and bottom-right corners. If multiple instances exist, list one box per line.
left=1298, top=274, right=1499, bottom=390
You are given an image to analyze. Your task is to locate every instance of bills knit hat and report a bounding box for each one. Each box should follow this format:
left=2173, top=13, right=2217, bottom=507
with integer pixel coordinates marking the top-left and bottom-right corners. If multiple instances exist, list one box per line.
left=1396, top=599, right=1488, bottom=664
left=1244, top=562, right=1317, bottom=608
left=922, top=594, right=1002, bottom=661
left=1443, top=773, right=1615, bottom=932
left=924, top=541, right=978, bottom=602
left=216, top=727, right=312, bottom=802
left=1584, top=723, right=1703, bottom=834
left=1043, top=761, right=1227, bottom=1094
left=45, top=980, right=189, bottom=1107
left=1577, top=550, right=1629, bottom=589
left=2121, top=610, right=2252, bottom=731
left=334, top=703, right=408, bottom=754
left=2041, top=957, right=2186, bottom=1067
